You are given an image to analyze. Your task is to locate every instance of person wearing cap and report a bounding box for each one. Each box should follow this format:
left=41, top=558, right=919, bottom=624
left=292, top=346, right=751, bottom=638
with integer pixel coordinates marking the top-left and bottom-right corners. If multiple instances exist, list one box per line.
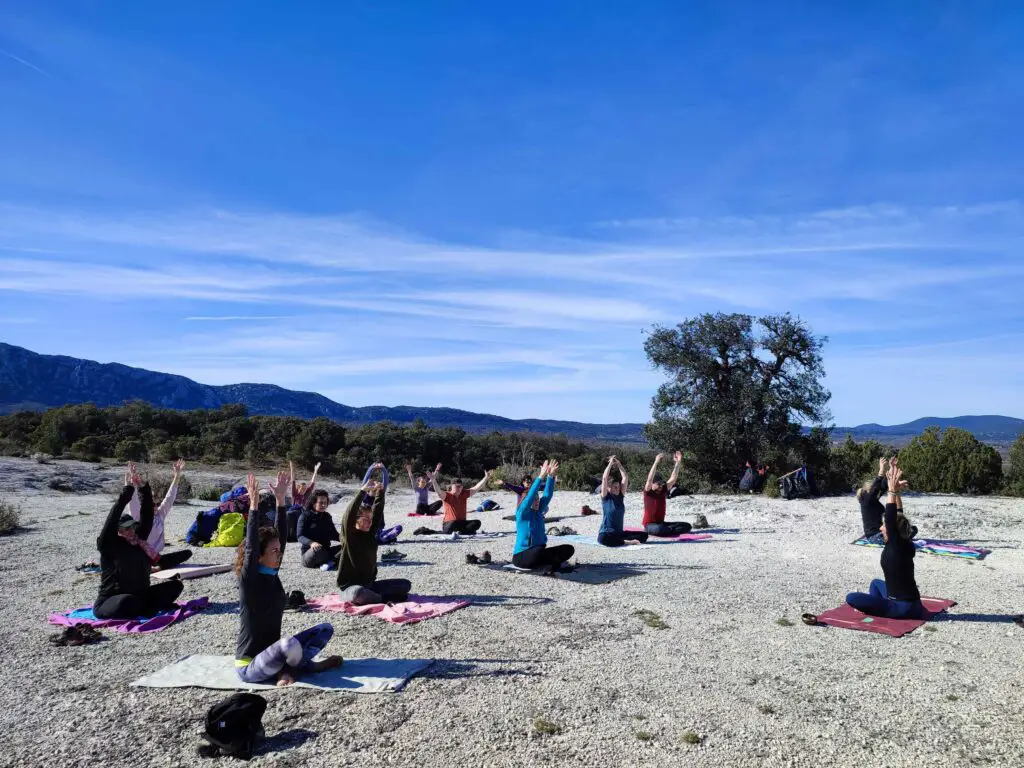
left=93, top=465, right=185, bottom=619
left=642, top=451, right=692, bottom=537
left=420, top=464, right=491, bottom=536
left=235, top=471, right=342, bottom=687
left=335, top=471, right=411, bottom=605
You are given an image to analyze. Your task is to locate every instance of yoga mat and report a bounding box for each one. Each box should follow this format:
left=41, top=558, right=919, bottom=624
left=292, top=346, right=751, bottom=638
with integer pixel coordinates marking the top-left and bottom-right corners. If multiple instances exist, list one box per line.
left=852, top=537, right=991, bottom=560
left=131, top=654, right=431, bottom=694
left=553, top=534, right=656, bottom=550
left=411, top=531, right=510, bottom=541
left=151, top=563, right=232, bottom=581
left=305, top=594, right=470, bottom=624
left=48, top=597, right=210, bottom=634
left=407, top=513, right=441, bottom=517
left=814, top=597, right=957, bottom=637
left=625, top=527, right=714, bottom=542
left=479, top=562, right=644, bottom=585
left=502, top=515, right=565, bottom=522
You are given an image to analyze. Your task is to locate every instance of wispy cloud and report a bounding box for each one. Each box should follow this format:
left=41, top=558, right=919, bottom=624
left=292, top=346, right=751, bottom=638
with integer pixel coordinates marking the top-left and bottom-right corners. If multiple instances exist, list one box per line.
left=0, top=46, right=53, bottom=78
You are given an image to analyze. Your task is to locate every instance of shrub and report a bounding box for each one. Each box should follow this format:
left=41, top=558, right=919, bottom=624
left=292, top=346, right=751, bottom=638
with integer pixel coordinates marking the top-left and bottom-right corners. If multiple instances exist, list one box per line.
left=1004, top=432, right=1024, bottom=496
left=898, top=427, right=1003, bottom=494
left=762, top=474, right=780, bottom=498
left=0, top=501, right=21, bottom=534
left=48, top=475, right=76, bottom=492
left=149, top=473, right=193, bottom=505
left=70, top=436, right=107, bottom=462
left=194, top=482, right=234, bottom=502
left=114, top=439, right=149, bottom=462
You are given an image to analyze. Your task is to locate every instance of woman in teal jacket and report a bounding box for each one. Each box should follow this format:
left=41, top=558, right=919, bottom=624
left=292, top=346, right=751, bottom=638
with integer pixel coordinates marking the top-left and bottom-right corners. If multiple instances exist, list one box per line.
left=512, top=460, right=574, bottom=572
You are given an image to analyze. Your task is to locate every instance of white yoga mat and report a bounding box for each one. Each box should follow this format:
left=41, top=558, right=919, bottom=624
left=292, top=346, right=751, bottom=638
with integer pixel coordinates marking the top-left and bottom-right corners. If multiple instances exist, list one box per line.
left=151, top=563, right=232, bottom=581
left=131, top=654, right=432, bottom=693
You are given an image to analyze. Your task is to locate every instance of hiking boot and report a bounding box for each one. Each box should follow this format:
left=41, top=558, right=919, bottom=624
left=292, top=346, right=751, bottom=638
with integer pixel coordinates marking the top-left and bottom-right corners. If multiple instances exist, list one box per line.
left=480, top=551, right=492, bottom=564
left=465, top=553, right=479, bottom=565
left=693, top=514, right=710, bottom=529
left=381, top=549, right=407, bottom=562
left=413, top=527, right=431, bottom=536
left=580, top=505, right=598, bottom=516
left=560, top=526, right=578, bottom=536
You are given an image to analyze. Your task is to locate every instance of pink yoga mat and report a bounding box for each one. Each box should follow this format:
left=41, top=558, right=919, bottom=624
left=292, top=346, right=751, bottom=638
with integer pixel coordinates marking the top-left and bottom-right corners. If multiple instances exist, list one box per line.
left=814, top=597, right=957, bottom=637
left=625, top=527, right=713, bottom=542
left=305, top=594, right=469, bottom=624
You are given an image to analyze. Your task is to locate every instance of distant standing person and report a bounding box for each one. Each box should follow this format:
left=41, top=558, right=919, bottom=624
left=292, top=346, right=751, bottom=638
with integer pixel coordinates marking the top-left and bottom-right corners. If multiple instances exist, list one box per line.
left=598, top=456, right=648, bottom=547
left=407, top=463, right=442, bottom=516
left=127, top=459, right=193, bottom=570
left=643, top=452, right=692, bottom=537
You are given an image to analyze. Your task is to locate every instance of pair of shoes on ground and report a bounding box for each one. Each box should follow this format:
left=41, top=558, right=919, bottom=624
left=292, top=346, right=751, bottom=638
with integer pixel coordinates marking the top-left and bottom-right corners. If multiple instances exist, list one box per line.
left=692, top=514, right=710, bottom=529
left=380, top=549, right=407, bottom=563
left=546, top=525, right=578, bottom=536
left=580, top=506, right=598, bottom=516
left=465, top=551, right=492, bottom=565
left=50, top=624, right=103, bottom=646
left=74, top=561, right=101, bottom=574
left=285, top=590, right=306, bottom=611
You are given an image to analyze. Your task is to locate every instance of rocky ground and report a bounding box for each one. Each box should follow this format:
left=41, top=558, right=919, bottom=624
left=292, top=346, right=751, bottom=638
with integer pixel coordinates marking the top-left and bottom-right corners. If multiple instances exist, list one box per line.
left=0, top=456, right=1022, bottom=767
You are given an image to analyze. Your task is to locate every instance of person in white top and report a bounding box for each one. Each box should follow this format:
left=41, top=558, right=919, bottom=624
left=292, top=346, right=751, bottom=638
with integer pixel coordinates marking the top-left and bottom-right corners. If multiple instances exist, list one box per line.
left=128, top=459, right=193, bottom=570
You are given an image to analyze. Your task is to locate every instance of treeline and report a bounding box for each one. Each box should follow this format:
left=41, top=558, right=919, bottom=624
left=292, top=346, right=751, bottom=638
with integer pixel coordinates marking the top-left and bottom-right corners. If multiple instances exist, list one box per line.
left=0, top=402, right=1019, bottom=496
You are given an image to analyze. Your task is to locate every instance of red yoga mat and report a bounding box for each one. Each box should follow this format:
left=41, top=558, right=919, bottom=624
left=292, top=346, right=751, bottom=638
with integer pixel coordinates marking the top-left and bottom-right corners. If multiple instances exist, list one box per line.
left=814, top=597, right=957, bottom=637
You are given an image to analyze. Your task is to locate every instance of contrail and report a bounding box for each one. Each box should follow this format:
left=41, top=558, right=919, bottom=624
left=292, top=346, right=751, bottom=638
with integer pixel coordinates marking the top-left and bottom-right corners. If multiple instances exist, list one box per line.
left=0, top=47, right=53, bottom=78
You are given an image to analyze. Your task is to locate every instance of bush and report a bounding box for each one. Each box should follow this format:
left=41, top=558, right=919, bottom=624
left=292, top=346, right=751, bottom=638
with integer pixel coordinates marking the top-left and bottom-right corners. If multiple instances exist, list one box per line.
left=1003, top=432, right=1024, bottom=496
left=763, top=474, right=780, bottom=498
left=149, top=473, right=193, bottom=505
left=70, top=436, right=107, bottom=462
left=0, top=501, right=21, bottom=534
left=898, top=427, right=1003, bottom=494
left=48, top=476, right=76, bottom=492
left=114, top=439, right=149, bottom=462
left=194, top=482, right=235, bottom=502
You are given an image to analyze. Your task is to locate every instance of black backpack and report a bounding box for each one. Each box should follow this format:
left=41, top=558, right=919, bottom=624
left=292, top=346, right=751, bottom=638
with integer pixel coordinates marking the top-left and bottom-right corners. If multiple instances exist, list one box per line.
left=202, top=693, right=267, bottom=760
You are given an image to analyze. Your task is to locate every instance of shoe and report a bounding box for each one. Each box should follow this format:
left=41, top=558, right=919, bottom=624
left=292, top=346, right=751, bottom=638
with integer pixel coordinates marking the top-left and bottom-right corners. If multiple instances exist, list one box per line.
left=449, top=532, right=459, bottom=541
left=319, top=562, right=337, bottom=572
left=480, top=551, right=492, bottom=564
left=381, top=549, right=407, bottom=562
left=580, top=506, right=598, bottom=516
left=693, top=514, right=710, bottom=529
left=465, top=553, right=479, bottom=565
left=547, top=526, right=561, bottom=536
left=285, top=590, right=306, bottom=610
left=413, top=527, right=431, bottom=536
left=560, top=526, right=578, bottom=536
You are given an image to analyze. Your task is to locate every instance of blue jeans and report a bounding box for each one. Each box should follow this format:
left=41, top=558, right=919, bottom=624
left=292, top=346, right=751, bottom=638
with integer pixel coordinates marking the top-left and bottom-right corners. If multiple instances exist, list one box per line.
left=236, top=622, right=335, bottom=683
left=846, top=579, right=924, bottom=619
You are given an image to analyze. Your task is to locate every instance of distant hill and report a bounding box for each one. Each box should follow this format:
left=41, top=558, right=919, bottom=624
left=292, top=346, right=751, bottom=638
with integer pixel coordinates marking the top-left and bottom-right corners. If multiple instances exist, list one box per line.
left=1, top=343, right=1020, bottom=447
left=0, top=342, right=646, bottom=442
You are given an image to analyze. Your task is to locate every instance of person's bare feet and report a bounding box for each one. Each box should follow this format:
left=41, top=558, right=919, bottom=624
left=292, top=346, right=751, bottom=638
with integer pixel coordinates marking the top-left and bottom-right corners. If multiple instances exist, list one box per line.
left=310, top=655, right=344, bottom=672
left=276, top=668, right=296, bottom=687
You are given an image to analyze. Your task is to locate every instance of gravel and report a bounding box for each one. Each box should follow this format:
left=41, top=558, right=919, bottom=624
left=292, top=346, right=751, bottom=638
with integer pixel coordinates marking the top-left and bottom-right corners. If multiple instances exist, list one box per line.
left=1, top=457, right=1022, bottom=767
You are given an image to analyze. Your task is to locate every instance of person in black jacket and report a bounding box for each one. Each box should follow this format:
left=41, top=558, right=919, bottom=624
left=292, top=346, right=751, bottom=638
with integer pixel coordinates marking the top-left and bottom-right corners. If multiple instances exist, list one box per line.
left=856, top=457, right=889, bottom=541
left=297, top=490, right=341, bottom=569
left=845, top=458, right=923, bottom=619
left=94, top=467, right=185, bottom=619
left=235, top=471, right=342, bottom=687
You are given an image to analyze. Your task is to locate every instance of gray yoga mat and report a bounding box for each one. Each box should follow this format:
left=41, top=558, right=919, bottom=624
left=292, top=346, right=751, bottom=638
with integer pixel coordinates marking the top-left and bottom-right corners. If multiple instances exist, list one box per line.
left=131, top=654, right=432, bottom=693
left=151, top=563, right=232, bottom=581
left=479, top=562, right=645, bottom=585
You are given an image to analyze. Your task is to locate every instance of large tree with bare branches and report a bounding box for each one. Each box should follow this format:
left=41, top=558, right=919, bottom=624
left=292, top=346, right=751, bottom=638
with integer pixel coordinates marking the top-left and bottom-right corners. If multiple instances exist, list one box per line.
left=644, top=312, right=831, bottom=482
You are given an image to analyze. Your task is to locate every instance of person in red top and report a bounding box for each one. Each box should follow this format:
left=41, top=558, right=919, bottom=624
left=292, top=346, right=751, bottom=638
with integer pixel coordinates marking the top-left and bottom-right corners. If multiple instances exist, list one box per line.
left=413, top=464, right=491, bottom=536
left=643, top=451, right=692, bottom=537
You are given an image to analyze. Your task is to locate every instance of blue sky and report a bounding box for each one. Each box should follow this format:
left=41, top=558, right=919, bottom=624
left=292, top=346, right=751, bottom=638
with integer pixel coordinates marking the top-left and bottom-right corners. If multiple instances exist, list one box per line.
left=0, top=2, right=1021, bottom=426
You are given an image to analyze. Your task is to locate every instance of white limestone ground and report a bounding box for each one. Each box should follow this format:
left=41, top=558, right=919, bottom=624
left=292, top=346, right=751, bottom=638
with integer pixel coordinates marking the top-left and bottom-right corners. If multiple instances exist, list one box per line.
left=0, top=457, right=1022, bottom=767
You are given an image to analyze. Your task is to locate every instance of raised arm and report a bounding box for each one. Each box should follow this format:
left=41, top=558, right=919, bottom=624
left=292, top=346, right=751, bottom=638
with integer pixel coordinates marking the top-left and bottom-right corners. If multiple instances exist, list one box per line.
left=538, top=460, right=557, bottom=514
left=430, top=464, right=445, bottom=497
left=269, top=470, right=290, bottom=553
left=308, top=462, right=321, bottom=489
left=343, top=477, right=373, bottom=536
left=135, top=483, right=155, bottom=541
left=406, top=463, right=417, bottom=491
left=379, top=464, right=389, bottom=493
left=372, top=482, right=387, bottom=529
left=467, top=469, right=492, bottom=497
left=601, top=456, right=615, bottom=498
left=516, top=461, right=548, bottom=519
left=667, top=451, right=682, bottom=489
left=617, top=458, right=629, bottom=494
left=157, top=459, right=184, bottom=519
left=645, top=453, right=663, bottom=492
left=240, top=473, right=263, bottom=579
left=884, top=460, right=903, bottom=530
left=99, top=484, right=137, bottom=551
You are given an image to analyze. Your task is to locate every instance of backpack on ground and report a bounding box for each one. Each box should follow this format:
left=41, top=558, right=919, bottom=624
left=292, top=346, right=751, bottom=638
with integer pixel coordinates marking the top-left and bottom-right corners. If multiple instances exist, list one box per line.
left=201, top=692, right=267, bottom=760
left=205, top=512, right=245, bottom=548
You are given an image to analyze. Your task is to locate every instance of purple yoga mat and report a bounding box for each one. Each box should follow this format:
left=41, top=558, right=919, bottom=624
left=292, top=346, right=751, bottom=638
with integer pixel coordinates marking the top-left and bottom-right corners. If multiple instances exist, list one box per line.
left=814, top=597, right=957, bottom=637
left=48, top=597, right=210, bottom=634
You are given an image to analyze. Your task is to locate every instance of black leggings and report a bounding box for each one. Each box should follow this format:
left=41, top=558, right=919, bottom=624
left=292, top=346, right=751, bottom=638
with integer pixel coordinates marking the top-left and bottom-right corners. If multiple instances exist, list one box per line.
left=302, top=544, right=342, bottom=569
left=597, top=531, right=649, bottom=547
left=93, top=580, right=184, bottom=619
left=442, top=520, right=482, bottom=535
left=645, top=521, right=692, bottom=537
left=156, top=549, right=192, bottom=570
left=512, top=544, right=575, bottom=570
left=416, top=501, right=443, bottom=515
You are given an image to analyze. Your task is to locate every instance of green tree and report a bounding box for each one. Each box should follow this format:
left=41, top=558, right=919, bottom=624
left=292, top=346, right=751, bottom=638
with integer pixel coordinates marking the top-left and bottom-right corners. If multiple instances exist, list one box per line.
left=899, top=427, right=1003, bottom=494
left=1006, top=432, right=1024, bottom=495
left=114, top=438, right=149, bottom=462
left=644, top=312, right=831, bottom=482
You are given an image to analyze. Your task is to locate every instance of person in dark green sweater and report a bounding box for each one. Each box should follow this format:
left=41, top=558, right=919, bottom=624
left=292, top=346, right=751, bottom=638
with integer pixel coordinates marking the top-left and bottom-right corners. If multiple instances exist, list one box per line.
left=336, top=475, right=411, bottom=605
left=235, top=471, right=342, bottom=687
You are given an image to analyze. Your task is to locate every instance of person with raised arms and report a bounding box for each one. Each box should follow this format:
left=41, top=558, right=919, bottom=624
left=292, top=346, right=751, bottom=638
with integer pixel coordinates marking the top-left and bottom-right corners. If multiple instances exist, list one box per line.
left=642, top=451, right=692, bottom=537
left=93, top=465, right=185, bottom=619
left=126, top=459, right=193, bottom=570
left=289, top=460, right=321, bottom=510
left=407, top=463, right=443, bottom=516
left=235, top=471, right=342, bottom=687
left=598, top=455, right=649, bottom=547
left=844, top=458, right=923, bottom=619
left=413, top=465, right=491, bottom=536
left=512, top=459, right=574, bottom=572
left=336, top=474, right=411, bottom=605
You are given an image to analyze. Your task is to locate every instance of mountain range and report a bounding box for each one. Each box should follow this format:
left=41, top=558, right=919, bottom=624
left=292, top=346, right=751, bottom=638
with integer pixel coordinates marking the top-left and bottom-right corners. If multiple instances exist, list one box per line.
left=1, top=342, right=1021, bottom=445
